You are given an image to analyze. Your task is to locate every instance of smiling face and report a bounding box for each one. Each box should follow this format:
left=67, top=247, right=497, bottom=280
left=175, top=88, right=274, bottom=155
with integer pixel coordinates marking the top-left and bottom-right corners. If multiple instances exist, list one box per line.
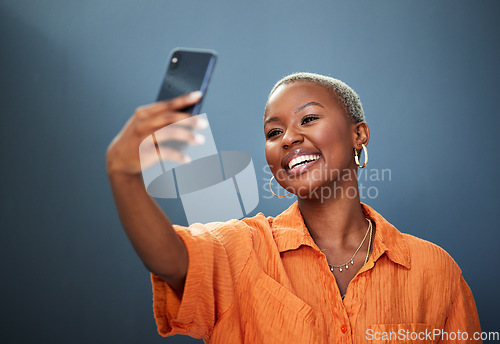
left=264, top=81, right=363, bottom=199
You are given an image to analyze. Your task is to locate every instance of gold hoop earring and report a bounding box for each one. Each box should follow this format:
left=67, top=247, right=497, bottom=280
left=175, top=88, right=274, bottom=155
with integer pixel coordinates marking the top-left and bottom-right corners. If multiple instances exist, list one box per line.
left=268, top=176, right=291, bottom=198
left=354, top=143, right=368, bottom=168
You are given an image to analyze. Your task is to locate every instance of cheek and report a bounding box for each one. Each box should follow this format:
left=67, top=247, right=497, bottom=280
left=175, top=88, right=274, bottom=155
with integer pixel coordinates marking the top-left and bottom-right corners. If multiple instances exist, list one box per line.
left=314, top=130, right=336, bottom=146
left=315, top=125, right=352, bottom=163
left=264, top=145, right=277, bottom=170
left=314, top=125, right=344, bottom=150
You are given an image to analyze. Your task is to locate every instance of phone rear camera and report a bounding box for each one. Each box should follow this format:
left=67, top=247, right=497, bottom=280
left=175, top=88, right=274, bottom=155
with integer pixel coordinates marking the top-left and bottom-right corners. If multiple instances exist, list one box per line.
left=170, top=54, right=181, bottom=69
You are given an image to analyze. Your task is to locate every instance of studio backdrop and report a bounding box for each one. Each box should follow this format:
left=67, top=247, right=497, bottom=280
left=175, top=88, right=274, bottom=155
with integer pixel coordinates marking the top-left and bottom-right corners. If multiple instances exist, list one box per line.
left=1, top=1, right=499, bottom=343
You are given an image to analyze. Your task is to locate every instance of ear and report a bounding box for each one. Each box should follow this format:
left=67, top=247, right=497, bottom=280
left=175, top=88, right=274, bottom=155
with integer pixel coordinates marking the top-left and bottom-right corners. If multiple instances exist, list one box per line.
left=352, top=122, right=370, bottom=149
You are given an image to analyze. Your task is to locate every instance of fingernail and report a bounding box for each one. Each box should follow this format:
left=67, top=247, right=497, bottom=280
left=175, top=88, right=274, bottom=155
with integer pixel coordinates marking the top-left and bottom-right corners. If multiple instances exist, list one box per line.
left=184, top=155, right=192, bottom=163
left=197, top=116, right=209, bottom=129
left=194, top=133, right=206, bottom=144
left=190, top=90, right=202, bottom=99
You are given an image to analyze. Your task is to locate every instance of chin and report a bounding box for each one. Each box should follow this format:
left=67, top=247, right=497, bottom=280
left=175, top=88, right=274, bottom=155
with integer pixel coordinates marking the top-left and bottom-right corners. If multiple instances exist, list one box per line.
left=294, top=177, right=358, bottom=202
left=285, top=181, right=326, bottom=199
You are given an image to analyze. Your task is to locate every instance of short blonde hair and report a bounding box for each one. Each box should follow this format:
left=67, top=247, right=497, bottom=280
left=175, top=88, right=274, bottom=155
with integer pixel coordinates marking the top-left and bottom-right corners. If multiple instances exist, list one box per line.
left=269, top=72, right=365, bottom=123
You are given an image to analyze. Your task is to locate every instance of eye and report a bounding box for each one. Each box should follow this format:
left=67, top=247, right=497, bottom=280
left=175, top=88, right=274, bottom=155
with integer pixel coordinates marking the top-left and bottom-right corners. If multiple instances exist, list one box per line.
left=266, top=129, right=282, bottom=139
left=301, top=115, right=319, bottom=125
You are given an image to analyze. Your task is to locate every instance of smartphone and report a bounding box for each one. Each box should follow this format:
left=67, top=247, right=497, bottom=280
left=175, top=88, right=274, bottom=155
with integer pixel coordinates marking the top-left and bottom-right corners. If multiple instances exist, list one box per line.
left=154, top=48, right=217, bottom=153
left=157, top=48, right=217, bottom=114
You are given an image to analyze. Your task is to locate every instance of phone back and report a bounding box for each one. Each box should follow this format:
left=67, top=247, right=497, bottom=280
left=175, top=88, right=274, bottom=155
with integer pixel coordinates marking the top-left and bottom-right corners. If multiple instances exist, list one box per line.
left=157, top=48, right=217, bottom=114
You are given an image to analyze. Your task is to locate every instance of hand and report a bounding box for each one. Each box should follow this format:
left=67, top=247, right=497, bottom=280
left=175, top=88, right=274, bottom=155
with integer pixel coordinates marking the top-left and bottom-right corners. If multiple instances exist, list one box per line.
left=106, top=91, right=207, bottom=176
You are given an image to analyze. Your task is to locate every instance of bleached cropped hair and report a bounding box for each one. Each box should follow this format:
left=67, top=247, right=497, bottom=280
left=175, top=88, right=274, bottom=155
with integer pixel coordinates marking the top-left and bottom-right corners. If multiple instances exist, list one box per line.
left=269, top=72, right=365, bottom=123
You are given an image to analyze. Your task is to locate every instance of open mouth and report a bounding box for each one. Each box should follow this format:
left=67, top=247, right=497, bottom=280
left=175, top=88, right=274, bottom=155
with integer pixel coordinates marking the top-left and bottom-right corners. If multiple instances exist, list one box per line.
left=288, top=154, right=321, bottom=171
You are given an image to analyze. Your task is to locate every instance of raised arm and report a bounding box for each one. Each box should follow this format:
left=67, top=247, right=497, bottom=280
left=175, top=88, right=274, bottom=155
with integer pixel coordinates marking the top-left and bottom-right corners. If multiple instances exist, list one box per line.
left=106, top=91, right=204, bottom=293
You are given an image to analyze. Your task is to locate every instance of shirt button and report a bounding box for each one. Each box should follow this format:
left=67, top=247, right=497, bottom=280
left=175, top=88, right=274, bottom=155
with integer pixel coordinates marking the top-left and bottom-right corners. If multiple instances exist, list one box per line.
left=341, top=325, right=347, bottom=333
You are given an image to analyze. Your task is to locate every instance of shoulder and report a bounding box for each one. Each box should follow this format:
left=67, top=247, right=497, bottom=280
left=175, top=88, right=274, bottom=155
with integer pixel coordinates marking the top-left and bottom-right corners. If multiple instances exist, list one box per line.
left=173, top=212, right=275, bottom=247
left=401, top=232, right=462, bottom=279
left=397, top=233, right=480, bottom=324
left=363, top=202, right=462, bottom=277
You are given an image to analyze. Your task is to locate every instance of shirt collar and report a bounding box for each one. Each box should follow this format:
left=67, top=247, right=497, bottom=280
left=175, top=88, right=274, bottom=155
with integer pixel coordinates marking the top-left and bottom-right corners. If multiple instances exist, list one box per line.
left=271, top=201, right=411, bottom=269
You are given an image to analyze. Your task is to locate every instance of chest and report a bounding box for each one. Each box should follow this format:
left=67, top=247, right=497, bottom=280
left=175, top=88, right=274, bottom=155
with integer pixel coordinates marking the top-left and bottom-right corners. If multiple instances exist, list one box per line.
left=276, top=247, right=443, bottom=325
left=231, top=248, right=444, bottom=344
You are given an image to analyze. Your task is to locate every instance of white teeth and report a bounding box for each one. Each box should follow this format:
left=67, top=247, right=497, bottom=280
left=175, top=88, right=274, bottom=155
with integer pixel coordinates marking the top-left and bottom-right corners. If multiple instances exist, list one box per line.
left=288, top=154, right=320, bottom=170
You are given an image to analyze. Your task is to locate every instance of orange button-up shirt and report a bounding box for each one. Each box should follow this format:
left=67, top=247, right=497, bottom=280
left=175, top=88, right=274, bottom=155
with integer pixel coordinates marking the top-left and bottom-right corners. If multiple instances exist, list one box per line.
left=151, top=202, right=481, bottom=343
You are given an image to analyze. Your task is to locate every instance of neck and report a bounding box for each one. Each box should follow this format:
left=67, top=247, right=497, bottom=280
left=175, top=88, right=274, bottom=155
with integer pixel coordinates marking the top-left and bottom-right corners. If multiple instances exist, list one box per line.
left=297, top=183, right=367, bottom=248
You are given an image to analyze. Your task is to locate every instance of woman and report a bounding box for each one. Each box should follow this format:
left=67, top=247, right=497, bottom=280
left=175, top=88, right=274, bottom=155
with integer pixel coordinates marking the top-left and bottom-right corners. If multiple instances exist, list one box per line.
left=107, top=73, right=481, bottom=343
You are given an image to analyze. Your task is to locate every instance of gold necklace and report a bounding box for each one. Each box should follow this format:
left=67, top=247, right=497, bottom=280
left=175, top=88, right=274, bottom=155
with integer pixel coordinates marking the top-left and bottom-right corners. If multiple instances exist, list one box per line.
left=340, top=221, right=373, bottom=300
left=328, top=219, right=372, bottom=273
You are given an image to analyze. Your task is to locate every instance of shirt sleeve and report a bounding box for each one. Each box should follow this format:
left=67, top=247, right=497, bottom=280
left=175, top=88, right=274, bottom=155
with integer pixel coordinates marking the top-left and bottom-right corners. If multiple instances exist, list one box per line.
left=440, top=273, right=482, bottom=344
left=151, top=221, right=251, bottom=339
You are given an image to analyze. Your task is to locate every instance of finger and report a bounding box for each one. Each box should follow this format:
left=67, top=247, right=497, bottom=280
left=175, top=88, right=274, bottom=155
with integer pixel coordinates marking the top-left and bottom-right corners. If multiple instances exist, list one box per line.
left=139, top=144, right=192, bottom=170
left=154, top=126, right=205, bottom=145
left=193, top=115, right=209, bottom=130
left=167, top=115, right=209, bottom=130
left=156, top=146, right=192, bottom=164
left=133, top=91, right=202, bottom=120
left=134, top=112, right=192, bottom=137
left=161, top=91, right=203, bottom=111
left=151, top=112, right=211, bottom=134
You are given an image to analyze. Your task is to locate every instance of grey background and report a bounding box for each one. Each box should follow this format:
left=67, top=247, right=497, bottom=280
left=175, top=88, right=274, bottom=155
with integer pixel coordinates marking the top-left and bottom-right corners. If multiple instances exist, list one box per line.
left=1, top=1, right=498, bottom=343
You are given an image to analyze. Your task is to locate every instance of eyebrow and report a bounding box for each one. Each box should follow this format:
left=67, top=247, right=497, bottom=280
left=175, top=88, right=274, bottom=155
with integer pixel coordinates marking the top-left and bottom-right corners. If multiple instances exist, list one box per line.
left=264, top=116, right=279, bottom=127
left=264, top=102, right=325, bottom=128
left=294, top=101, right=325, bottom=114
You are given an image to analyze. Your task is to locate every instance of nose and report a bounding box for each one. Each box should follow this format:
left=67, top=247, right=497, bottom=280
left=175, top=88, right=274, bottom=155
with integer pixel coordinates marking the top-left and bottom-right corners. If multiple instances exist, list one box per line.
left=281, top=127, right=303, bottom=149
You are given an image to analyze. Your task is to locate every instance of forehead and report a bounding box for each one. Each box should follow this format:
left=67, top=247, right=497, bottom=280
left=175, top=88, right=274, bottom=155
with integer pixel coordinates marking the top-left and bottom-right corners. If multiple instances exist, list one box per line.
left=264, top=81, right=341, bottom=118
